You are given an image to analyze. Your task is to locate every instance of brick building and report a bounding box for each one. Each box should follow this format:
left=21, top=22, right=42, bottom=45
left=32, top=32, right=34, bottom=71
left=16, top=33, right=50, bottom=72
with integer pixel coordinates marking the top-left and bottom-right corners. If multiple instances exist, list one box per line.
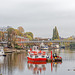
left=16, top=36, right=29, bottom=47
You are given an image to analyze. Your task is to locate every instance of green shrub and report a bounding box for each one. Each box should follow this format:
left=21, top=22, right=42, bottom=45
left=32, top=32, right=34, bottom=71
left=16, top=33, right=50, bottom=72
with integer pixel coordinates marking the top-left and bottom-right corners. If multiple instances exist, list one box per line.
left=70, top=43, right=75, bottom=49
left=15, top=44, right=23, bottom=49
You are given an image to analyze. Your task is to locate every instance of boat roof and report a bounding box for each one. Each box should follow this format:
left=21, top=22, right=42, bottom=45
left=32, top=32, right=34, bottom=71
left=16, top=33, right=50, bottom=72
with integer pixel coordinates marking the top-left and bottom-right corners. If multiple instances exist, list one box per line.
left=32, top=46, right=39, bottom=50
left=40, top=43, right=45, bottom=46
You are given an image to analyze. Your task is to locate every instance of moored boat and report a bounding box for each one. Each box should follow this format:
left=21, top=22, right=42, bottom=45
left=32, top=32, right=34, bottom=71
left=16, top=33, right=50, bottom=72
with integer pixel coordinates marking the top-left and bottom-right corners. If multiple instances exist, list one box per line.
left=51, top=43, right=59, bottom=49
left=27, top=46, right=62, bottom=62
left=27, top=46, right=47, bottom=61
left=47, top=51, right=62, bottom=62
left=40, top=43, right=48, bottom=50
left=0, top=46, right=5, bottom=56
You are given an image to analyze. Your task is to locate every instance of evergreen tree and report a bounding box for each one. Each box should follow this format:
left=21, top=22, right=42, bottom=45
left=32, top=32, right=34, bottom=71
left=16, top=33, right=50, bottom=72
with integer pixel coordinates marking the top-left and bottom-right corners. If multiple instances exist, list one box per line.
left=52, top=26, right=59, bottom=40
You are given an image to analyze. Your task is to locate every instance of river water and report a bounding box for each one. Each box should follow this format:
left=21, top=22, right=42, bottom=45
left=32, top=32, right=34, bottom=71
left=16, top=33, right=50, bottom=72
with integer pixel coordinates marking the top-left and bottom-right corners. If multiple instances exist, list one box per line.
left=0, top=49, right=75, bottom=75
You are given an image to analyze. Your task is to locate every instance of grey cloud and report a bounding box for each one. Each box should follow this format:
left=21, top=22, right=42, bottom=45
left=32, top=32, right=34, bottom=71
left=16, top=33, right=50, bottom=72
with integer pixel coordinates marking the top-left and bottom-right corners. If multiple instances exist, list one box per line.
left=0, top=0, right=75, bottom=38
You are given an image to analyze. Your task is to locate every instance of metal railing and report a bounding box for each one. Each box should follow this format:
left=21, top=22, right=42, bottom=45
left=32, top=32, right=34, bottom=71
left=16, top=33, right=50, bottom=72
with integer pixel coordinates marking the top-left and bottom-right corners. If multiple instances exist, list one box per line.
left=17, top=40, right=75, bottom=43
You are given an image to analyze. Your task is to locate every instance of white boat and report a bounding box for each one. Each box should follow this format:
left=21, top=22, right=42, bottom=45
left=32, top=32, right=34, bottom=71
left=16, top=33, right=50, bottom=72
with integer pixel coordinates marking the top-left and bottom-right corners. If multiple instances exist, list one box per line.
left=0, top=46, right=5, bottom=56
left=51, top=43, right=59, bottom=49
left=40, top=43, right=48, bottom=50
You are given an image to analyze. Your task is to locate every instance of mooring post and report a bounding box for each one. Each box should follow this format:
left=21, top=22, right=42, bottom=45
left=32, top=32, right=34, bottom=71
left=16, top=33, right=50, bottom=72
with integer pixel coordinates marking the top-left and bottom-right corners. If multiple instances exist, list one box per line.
left=51, top=51, right=53, bottom=60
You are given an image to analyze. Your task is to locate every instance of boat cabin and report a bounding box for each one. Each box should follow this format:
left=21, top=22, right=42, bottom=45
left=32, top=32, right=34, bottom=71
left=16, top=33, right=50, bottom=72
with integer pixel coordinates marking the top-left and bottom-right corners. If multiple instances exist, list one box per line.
left=32, top=46, right=39, bottom=50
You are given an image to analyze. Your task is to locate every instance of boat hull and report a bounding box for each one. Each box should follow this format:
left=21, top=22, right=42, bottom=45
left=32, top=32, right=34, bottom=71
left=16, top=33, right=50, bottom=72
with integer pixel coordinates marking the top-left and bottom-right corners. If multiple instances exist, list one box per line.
left=27, top=57, right=47, bottom=61
left=27, top=61, right=47, bottom=64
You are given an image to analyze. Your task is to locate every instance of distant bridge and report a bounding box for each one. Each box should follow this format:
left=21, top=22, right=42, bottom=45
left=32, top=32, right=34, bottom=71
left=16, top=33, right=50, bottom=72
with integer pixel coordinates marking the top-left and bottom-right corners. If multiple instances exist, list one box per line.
left=18, top=40, right=75, bottom=44
left=0, top=40, right=75, bottom=44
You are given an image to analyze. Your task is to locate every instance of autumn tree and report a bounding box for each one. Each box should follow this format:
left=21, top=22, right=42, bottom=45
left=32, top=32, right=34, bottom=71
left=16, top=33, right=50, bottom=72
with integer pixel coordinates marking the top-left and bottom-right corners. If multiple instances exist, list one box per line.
left=24, top=32, right=33, bottom=40
left=0, top=31, right=5, bottom=41
left=26, top=35, right=32, bottom=40
left=7, top=28, right=16, bottom=47
left=64, top=37, right=74, bottom=47
left=15, top=29, right=23, bottom=36
left=18, top=26, right=24, bottom=33
left=0, top=31, right=2, bottom=41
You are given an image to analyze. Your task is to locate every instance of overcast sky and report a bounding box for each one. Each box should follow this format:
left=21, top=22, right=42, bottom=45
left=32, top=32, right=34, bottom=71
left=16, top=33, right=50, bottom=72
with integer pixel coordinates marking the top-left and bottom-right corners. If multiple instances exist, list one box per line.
left=0, top=0, right=75, bottom=38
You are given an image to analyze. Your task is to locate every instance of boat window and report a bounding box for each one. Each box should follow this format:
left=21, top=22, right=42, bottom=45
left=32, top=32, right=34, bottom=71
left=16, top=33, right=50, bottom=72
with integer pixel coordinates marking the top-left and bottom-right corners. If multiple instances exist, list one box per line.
left=33, top=46, right=38, bottom=50
left=37, top=47, right=38, bottom=49
left=42, top=56, right=45, bottom=58
left=34, top=47, right=36, bottom=50
left=35, top=65, right=38, bottom=67
left=35, top=56, right=38, bottom=58
left=30, top=55, right=33, bottom=57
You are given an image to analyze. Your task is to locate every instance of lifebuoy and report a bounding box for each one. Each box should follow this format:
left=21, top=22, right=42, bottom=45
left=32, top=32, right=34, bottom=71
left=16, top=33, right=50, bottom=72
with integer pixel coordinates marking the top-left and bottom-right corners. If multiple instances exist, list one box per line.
left=42, top=53, right=45, bottom=55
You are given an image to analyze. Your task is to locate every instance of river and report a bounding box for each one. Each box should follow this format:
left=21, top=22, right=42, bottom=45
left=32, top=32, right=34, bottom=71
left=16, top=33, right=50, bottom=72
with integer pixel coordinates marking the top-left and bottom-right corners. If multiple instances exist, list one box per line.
left=0, top=49, right=75, bottom=75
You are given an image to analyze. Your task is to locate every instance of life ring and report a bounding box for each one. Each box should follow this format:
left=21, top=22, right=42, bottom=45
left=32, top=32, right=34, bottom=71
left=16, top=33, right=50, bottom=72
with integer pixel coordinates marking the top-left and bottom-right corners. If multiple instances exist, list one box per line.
left=42, top=53, right=45, bottom=55
left=29, top=52, right=30, bottom=54
left=34, top=53, right=37, bottom=55
left=42, top=52, right=46, bottom=55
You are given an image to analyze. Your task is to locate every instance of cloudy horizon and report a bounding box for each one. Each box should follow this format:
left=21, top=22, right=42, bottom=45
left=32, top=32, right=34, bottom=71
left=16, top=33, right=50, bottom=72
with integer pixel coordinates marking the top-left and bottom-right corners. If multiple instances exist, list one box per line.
left=0, top=0, right=75, bottom=38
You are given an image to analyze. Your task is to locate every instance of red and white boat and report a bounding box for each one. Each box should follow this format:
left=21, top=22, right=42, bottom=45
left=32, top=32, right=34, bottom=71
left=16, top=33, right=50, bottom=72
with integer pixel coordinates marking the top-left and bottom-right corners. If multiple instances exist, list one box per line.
left=27, top=46, right=47, bottom=61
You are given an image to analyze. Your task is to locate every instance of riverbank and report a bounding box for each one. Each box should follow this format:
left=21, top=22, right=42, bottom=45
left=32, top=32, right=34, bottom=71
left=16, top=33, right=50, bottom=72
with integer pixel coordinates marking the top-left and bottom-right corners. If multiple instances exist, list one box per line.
left=4, top=48, right=26, bottom=53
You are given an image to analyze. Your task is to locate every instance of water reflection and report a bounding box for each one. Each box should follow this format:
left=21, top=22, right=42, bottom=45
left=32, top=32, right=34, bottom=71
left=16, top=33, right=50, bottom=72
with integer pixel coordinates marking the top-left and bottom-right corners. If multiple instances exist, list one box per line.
left=0, top=48, right=75, bottom=75
left=0, top=52, right=27, bottom=75
left=0, top=56, right=4, bottom=64
left=27, top=61, right=46, bottom=74
left=27, top=61, right=62, bottom=74
left=51, top=62, right=62, bottom=72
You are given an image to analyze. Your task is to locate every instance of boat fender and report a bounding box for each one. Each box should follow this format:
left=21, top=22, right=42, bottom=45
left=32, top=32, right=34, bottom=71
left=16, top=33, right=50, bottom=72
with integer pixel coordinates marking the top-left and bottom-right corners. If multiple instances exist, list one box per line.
left=30, top=48, right=32, bottom=51
left=60, top=57, right=62, bottom=58
left=55, top=57, right=57, bottom=59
